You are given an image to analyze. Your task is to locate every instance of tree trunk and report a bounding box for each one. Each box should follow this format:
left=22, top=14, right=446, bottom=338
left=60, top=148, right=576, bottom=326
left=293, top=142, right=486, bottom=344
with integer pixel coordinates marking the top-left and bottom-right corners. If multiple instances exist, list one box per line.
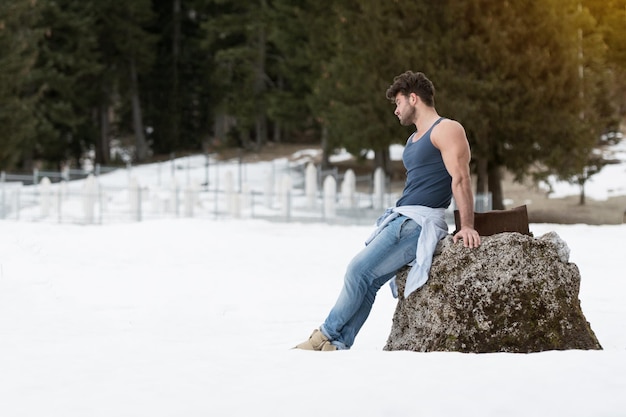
left=213, top=111, right=228, bottom=147
left=578, top=179, right=586, bottom=205
left=475, top=157, right=488, bottom=195
left=21, top=150, right=34, bottom=172
left=254, top=0, right=267, bottom=148
left=129, top=58, right=148, bottom=162
left=374, top=147, right=391, bottom=177
left=273, top=76, right=284, bottom=144
left=96, top=104, right=110, bottom=165
left=273, top=121, right=282, bottom=143
left=255, top=114, right=267, bottom=150
left=488, top=163, right=504, bottom=210
left=170, top=0, right=181, bottom=149
left=320, top=126, right=331, bottom=169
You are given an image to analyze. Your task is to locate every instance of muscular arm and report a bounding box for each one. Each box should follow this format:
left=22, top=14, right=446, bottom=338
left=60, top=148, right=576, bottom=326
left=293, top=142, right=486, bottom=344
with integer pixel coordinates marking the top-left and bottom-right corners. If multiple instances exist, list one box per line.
left=432, top=120, right=481, bottom=248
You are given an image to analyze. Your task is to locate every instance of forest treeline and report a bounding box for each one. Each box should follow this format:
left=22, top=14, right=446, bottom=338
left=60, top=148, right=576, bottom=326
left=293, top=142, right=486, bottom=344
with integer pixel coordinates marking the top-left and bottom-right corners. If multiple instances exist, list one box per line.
left=1, top=0, right=624, bottom=207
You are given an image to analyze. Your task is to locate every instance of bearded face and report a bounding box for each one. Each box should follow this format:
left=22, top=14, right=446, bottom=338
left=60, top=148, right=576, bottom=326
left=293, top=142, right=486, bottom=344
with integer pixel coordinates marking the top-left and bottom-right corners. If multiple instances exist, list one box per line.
left=394, top=93, right=417, bottom=126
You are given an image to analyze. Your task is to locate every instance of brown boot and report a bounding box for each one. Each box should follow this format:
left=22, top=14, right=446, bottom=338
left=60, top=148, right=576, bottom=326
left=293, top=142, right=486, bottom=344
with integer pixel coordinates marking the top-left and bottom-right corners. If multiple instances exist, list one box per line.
left=295, top=328, right=337, bottom=351
left=319, top=340, right=338, bottom=351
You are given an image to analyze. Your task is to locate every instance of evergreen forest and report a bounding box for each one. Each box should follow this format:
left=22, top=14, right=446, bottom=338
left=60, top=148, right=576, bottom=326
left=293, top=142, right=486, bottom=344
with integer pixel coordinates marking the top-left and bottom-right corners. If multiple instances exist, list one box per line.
left=1, top=0, right=625, bottom=208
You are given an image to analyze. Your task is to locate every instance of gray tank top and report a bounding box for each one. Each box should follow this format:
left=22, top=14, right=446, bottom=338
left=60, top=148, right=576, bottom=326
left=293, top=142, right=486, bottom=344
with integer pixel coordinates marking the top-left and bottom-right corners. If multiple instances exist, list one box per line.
left=395, top=117, right=452, bottom=208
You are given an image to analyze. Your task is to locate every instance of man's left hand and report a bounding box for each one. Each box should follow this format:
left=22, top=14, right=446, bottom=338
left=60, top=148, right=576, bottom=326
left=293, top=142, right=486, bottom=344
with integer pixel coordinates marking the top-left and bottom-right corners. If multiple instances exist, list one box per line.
left=453, top=227, right=481, bottom=248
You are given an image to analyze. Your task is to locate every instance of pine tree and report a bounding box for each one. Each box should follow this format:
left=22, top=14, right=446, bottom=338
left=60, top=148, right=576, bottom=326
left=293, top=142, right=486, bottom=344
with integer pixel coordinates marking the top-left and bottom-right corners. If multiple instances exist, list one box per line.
left=437, top=0, right=600, bottom=209
left=0, top=0, right=39, bottom=170
left=310, top=0, right=436, bottom=174
left=31, top=0, right=102, bottom=169
left=584, top=0, right=626, bottom=119
left=557, top=0, right=625, bottom=204
left=203, top=0, right=273, bottom=150
left=90, top=0, right=156, bottom=164
left=143, top=0, right=214, bottom=156
left=264, top=0, right=317, bottom=144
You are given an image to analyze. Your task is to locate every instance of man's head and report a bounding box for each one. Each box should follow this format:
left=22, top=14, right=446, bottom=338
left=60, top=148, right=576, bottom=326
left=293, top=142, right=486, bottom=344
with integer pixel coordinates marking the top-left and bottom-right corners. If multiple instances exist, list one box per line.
left=385, top=71, right=435, bottom=108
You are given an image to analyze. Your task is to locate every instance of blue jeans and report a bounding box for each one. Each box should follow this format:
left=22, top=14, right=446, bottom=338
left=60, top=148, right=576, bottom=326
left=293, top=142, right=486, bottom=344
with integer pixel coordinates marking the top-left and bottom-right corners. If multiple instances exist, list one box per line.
left=321, top=215, right=421, bottom=349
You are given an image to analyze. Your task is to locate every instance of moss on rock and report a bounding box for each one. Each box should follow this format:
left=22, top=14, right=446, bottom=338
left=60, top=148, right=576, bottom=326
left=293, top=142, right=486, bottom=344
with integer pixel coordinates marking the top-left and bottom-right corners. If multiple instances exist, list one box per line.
left=384, top=232, right=602, bottom=353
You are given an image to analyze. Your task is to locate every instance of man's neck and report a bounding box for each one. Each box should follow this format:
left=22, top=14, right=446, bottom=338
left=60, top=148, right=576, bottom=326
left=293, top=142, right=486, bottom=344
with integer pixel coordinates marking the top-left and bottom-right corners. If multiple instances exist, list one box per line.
left=414, top=108, right=440, bottom=132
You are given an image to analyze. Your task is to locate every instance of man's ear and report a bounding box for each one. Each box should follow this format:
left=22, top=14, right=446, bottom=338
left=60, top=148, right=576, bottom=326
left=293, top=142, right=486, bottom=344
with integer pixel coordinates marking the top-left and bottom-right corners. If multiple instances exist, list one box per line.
left=410, top=93, right=418, bottom=105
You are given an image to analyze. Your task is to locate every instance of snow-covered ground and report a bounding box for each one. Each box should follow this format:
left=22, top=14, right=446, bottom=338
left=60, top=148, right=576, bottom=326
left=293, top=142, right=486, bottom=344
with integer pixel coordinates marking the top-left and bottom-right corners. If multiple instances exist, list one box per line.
left=0, top=140, right=625, bottom=416
left=543, top=134, right=626, bottom=200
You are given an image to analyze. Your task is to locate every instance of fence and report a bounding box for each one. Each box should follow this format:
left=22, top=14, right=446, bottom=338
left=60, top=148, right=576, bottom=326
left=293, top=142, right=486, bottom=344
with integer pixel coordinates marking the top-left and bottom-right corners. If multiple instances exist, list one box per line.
left=1, top=155, right=492, bottom=226
left=1, top=165, right=119, bottom=185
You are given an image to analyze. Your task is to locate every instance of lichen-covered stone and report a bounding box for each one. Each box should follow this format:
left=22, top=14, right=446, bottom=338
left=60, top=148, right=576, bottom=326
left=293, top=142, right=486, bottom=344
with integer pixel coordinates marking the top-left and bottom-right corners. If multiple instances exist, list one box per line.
left=384, top=232, right=602, bottom=353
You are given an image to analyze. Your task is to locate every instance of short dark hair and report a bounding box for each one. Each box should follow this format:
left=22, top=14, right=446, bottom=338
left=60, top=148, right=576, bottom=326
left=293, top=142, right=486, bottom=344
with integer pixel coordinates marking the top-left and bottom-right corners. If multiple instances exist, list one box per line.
left=385, top=71, right=435, bottom=107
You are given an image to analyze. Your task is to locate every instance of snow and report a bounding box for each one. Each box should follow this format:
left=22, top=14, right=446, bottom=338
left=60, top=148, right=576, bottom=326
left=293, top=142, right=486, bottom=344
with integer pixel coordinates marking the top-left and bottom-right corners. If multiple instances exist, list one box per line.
left=543, top=136, right=626, bottom=200
left=1, top=143, right=626, bottom=416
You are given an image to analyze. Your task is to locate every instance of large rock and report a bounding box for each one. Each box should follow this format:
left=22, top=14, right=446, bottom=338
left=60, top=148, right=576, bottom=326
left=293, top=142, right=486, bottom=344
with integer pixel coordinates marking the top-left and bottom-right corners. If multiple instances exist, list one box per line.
left=384, top=232, right=602, bottom=353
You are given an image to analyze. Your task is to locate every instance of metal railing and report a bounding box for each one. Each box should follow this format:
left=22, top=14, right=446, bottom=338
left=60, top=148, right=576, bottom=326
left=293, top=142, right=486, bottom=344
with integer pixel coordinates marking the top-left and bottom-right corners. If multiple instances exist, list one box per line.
left=1, top=157, right=492, bottom=226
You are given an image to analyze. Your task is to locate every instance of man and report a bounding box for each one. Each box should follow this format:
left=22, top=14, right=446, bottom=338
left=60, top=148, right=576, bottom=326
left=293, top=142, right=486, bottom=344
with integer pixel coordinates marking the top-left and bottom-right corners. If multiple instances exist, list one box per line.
left=295, top=71, right=481, bottom=351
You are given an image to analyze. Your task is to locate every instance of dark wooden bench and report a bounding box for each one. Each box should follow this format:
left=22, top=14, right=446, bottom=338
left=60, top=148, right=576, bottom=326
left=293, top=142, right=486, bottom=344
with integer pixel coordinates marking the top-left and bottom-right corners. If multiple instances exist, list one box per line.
left=454, top=205, right=531, bottom=237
